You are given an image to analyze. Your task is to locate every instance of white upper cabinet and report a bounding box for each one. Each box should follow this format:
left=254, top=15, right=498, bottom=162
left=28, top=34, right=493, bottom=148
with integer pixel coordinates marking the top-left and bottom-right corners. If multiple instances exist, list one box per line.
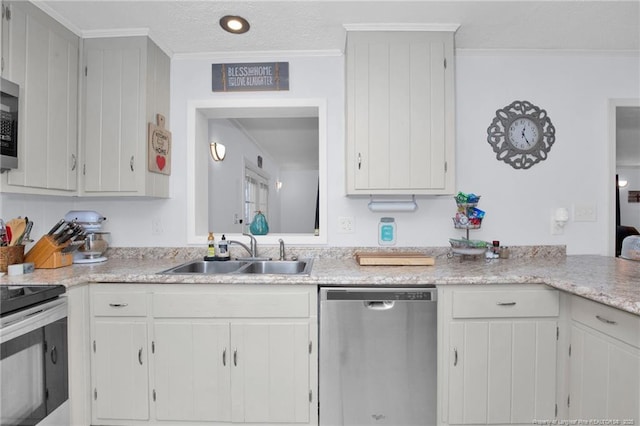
left=345, top=30, right=455, bottom=195
left=1, top=1, right=79, bottom=194
left=1, top=3, right=9, bottom=77
left=81, top=36, right=170, bottom=197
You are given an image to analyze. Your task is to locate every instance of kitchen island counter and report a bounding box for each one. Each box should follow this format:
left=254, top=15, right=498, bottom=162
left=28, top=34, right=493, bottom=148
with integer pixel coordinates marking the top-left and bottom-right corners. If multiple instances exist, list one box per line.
left=1, top=254, right=639, bottom=315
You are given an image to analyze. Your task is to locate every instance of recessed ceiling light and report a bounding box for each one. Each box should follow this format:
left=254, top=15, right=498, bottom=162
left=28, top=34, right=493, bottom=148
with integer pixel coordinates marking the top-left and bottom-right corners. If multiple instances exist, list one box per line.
left=220, top=15, right=250, bottom=34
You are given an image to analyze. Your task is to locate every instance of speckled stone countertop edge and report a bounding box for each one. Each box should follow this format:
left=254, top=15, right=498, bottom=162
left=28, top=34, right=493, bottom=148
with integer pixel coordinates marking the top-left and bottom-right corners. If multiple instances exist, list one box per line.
left=2, top=246, right=640, bottom=316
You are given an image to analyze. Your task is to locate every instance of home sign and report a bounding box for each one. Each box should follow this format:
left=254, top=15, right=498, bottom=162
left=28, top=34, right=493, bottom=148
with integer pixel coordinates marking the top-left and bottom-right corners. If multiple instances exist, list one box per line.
left=212, top=62, right=289, bottom=92
left=148, top=114, right=171, bottom=175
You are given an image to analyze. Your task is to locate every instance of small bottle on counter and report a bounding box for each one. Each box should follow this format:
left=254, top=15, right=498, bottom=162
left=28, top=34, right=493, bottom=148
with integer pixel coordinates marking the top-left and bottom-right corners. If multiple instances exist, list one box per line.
left=486, top=240, right=500, bottom=259
left=207, top=232, right=216, bottom=257
left=499, top=246, right=510, bottom=259
left=218, top=234, right=230, bottom=259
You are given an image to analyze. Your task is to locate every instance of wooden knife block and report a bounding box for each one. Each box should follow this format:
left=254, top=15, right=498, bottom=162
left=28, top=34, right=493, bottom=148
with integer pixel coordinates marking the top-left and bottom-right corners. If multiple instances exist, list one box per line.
left=25, top=235, right=73, bottom=269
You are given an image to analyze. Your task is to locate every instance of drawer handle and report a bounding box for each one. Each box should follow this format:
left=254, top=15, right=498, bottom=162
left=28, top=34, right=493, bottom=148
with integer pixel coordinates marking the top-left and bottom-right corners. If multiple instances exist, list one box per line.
left=223, top=348, right=227, bottom=366
left=138, top=348, right=143, bottom=365
left=595, top=315, right=617, bottom=325
left=497, top=302, right=516, bottom=306
left=453, top=348, right=458, bottom=366
left=109, top=303, right=128, bottom=308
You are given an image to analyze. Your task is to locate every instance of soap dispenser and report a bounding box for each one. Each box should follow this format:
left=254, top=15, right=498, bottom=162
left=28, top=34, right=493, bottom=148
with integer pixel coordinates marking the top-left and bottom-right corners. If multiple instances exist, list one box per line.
left=207, top=232, right=216, bottom=258
left=218, top=234, right=230, bottom=259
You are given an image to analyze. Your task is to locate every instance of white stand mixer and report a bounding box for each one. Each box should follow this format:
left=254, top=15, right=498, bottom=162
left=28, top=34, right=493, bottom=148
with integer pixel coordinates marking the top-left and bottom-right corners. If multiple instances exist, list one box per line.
left=64, top=210, right=110, bottom=264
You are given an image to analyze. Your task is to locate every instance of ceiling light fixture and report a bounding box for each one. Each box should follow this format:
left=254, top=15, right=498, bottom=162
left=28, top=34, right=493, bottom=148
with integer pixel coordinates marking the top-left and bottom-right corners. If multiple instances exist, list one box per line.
left=210, top=142, right=226, bottom=161
left=220, top=15, right=250, bottom=34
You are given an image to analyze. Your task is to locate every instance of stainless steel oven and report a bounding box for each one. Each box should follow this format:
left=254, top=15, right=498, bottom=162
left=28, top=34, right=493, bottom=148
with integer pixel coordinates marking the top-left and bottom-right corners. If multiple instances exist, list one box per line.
left=0, top=285, right=69, bottom=426
left=0, top=77, right=19, bottom=172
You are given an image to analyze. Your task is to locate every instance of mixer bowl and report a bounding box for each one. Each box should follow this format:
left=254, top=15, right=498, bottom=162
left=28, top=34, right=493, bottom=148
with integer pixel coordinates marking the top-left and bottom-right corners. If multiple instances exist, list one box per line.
left=78, top=232, right=111, bottom=259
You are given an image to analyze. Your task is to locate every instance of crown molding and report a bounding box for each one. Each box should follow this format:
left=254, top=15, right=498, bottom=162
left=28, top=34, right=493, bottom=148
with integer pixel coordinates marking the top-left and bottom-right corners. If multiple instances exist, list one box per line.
left=343, top=23, right=460, bottom=32
left=173, top=49, right=343, bottom=60
left=456, top=48, right=640, bottom=57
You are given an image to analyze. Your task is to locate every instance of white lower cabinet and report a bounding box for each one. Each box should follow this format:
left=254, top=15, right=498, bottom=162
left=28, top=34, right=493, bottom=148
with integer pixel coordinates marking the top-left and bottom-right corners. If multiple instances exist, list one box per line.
left=567, top=296, right=640, bottom=423
left=230, top=323, right=310, bottom=424
left=93, top=319, right=150, bottom=421
left=153, top=321, right=231, bottom=422
left=440, top=285, right=560, bottom=425
left=90, top=289, right=150, bottom=423
left=89, top=284, right=317, bottom=426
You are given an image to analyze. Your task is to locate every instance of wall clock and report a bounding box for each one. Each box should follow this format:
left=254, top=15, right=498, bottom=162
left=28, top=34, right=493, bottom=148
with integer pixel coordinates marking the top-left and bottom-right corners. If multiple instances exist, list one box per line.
left=486, top=100, right=556, bottom=170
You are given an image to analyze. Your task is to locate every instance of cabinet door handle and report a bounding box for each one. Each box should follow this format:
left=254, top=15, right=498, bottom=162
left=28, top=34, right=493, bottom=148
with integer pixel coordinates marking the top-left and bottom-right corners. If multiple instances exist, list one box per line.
left=595, top=315, right=617, bottom=325
left=50, top=346, right=58, bottom=364
left=357, top=153, right=362, bottom=170
left=109, top=303, right=128, bottom=308
left=233, top=349, right=238, bottom=366
left=497, top=301, right=516, bottom=306
left=138, top=348, right=143, bottom=365
left=222, top=348, right=227, bottom=366
left=130, top=156, right=135, bottom=172
left=453, top=348, right=458, bottom=366
left=71, top=154, right=77, bottom=171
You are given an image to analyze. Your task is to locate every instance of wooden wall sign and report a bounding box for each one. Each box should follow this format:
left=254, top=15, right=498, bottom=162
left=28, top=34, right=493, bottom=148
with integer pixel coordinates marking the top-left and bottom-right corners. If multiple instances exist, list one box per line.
left=212, top=62, right=289, bottom=92
left=148, top=114, right=171, bottom=175
left=629, top=191, right=640, bottom=203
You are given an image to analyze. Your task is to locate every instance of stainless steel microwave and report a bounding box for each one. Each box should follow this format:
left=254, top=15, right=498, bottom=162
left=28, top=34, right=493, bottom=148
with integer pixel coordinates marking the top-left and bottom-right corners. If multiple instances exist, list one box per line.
left=0, top=77, right=19, bottom=172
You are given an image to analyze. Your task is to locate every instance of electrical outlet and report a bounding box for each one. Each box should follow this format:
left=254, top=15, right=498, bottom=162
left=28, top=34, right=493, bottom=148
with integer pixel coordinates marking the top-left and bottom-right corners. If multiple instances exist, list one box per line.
left=574, top=204, right=597, bottom=222
left=550, top=220, right=564, bottom=235
left=151, top=218, right=163, bottom=235
left=338, top=216, right=354, bottom=233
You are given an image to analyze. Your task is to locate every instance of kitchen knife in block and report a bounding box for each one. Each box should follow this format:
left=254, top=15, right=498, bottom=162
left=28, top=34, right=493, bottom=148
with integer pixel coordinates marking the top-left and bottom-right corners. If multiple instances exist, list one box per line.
left=24, top=235, right=73, bottom=269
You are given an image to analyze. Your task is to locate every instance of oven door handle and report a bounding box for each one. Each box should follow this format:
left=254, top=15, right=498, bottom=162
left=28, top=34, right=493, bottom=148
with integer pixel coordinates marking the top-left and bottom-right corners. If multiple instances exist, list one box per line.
left=0, top=299, right=67, bottom=345
left=51, top=345, right=58, bottom=364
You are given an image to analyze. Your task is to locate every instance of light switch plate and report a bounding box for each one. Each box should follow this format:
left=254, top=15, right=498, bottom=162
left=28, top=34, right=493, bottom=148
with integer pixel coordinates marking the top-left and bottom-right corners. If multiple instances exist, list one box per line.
left=573, top=204, right=597, bottom=222
left=338, top=216, right=354, bottom=233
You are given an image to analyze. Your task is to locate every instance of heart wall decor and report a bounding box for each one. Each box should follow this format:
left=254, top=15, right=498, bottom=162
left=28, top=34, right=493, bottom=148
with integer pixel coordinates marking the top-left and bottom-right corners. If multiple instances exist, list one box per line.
left=148, top=114, right=172, bottom=175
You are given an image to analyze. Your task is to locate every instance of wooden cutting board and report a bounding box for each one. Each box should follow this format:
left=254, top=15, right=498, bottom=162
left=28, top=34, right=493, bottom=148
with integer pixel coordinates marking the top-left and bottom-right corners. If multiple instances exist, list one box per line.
left=148, top=114, right=172, bottom=175
left=355, top=252, right=435, bottom=266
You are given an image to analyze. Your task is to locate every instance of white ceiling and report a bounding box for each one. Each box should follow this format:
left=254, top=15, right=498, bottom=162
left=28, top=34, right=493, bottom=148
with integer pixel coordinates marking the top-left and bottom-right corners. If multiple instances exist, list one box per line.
left=232, top=117, right=319, bottom=171
left=37, top=1, right=640, bottom=56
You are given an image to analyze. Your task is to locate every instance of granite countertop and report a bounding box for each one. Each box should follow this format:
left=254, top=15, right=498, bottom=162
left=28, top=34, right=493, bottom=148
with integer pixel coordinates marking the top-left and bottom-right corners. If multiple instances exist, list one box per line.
left=2, top=250, right=639, bottom=316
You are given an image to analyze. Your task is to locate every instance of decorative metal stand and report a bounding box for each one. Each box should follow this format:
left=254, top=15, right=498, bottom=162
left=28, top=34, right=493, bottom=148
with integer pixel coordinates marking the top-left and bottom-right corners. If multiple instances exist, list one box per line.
left=448, top=197, right=486, bottom=261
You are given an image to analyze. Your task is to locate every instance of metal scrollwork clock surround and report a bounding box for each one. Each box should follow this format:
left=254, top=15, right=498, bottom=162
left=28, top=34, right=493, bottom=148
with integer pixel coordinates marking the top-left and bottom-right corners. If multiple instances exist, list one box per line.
left=487, top=100, right=556, bottom=170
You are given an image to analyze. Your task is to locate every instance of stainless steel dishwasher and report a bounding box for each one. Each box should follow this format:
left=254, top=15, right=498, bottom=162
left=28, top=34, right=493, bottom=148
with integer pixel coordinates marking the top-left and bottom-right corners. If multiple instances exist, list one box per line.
left=319, top=287, right=437, bottom=426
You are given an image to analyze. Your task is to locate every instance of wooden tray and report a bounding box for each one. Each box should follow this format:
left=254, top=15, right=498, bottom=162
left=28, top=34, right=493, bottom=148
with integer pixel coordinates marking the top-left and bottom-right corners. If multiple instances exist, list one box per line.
left=355, top=252, right=435, bottom=266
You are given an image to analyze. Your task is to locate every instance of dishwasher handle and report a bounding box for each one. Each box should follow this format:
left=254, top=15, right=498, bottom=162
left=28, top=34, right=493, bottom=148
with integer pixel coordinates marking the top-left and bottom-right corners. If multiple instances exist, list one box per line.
left=365, top=301, right=395, bottom=310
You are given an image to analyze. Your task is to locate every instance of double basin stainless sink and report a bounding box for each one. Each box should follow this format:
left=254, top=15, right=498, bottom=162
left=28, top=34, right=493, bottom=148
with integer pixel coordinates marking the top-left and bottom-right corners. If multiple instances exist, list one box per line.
left=160, top=258, right=313, bottom=275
